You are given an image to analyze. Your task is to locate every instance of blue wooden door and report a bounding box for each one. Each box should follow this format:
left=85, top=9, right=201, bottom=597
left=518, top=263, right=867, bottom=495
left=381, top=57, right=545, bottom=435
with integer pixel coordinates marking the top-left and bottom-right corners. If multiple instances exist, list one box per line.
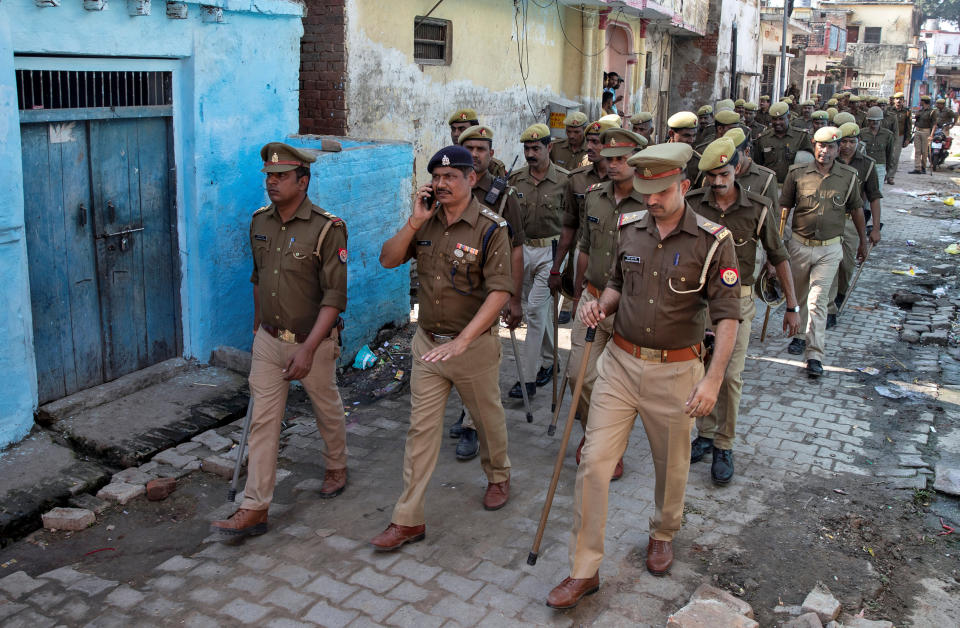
left=22, top=117, right=179, bottom=403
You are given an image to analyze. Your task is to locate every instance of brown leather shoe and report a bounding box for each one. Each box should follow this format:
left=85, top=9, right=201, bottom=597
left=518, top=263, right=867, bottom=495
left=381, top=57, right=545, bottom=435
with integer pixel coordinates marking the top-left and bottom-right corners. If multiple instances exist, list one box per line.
left=646, top=537, right=673, bottom=576
left=319, top=468, right=347, bottom=498
left=370, top=523, right=425, bottom=551
left=210, top=508, right=268, bottom=537
left=575, top=436, right=585, bottom=465
left=545, top=572, right=600, bottom=609
left=483, top=479, right=510, bottom=511
left=611, top=457, right=624, bottom=481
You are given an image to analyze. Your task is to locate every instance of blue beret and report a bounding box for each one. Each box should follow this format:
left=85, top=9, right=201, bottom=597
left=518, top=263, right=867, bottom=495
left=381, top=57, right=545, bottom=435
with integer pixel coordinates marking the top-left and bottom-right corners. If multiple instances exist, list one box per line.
left=427, top=146, right=475, bottom=173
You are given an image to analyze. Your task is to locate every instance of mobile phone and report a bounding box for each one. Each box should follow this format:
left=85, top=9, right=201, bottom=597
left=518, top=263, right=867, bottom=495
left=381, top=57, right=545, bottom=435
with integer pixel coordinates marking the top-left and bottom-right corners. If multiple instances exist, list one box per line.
left=423, top=187, right=436, bottom=207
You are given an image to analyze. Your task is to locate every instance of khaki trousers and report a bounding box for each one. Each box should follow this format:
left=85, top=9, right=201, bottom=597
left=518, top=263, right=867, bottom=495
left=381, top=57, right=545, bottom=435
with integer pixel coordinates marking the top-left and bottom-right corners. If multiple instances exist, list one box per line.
left=827, top=218, right=860, bottom=316
left=696, top=293, right=756, bottom=450
left=522, top=244, right=556, bottom=381
left=567, top=289, right=615, bottom=423
left=915, top=128, right=931, bottom=170
left=242, top=327, right=346, bottom=511
left=569, top=343, right=703, bottom=578
left=891, top=135, right=904, bottom=178
left=391, top=328, right=511, bottom=527
left=787, top=238, right=843, bottom=363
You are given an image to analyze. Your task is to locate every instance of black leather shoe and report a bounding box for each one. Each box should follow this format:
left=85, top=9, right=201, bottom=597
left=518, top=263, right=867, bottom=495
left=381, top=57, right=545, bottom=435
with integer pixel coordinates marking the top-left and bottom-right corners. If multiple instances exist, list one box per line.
left=826, top=313, right=837, bottom=329
left=456, top=428, right=479, bottom=460
left=806, top=359, right=824, bottom=378
left=909, top=168, right=922, bottom=174
left=711, top=448, right=734, bottom=485
left=787, top=338, right=806, bottom=355
left=690, top=436, right=714, bottom=463
left=558, top=311, right=571, bottom=324
left=509, top=381, right=536, bottom=399
left=449, top=410, right=465, bottom=439
left=535, top=365, right=554, bottom=387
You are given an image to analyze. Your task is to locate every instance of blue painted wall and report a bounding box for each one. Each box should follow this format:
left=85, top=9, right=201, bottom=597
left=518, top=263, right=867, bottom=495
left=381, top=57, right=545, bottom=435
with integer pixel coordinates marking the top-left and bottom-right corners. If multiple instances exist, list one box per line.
left=0, top=2, right=412, bottom=448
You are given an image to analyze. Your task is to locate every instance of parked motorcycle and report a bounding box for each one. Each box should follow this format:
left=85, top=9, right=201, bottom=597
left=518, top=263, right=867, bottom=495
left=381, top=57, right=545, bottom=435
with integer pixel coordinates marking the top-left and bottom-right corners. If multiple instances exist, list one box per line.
left=930, top=130, right=952, bottom=172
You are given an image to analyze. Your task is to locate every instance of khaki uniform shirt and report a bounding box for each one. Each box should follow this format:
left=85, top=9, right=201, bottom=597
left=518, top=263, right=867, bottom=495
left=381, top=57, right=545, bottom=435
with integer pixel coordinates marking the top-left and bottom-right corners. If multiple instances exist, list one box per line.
left=608, top=206, right=742, bottom=349
left=858, top=127, right=896, bottom=172
left=563, top=163, right=606, bottom=232
left=577, top=181, right=645, bottom=290
left=895, top=107, right=912, bottom=138
left=695, top=126, right=715, bottom=146
left=738, top=159, right=779, bottom=213
left=686, top=149, right=703, bottom=188
left=855, top=111, right=867, bottom=128
left=755, top=110, right=772, bottom=126
left=250, top=197, right=348, bottom=335
left=488, top=157, right=507, bottom=179
left=509, top=162, right=569, bottom=240
left=551, top=139, right=588, bottom=171
left=881, top=111, right=899, bottom=136
left=686, top=183, right=788, bottom=286
left=936, top=107, right=956, bottom=128
left=473, top=170, right=525, bottom=247
left=779, top=161, right=863, bottom=241
left=790, top=118, right=813, bottom=133
left=754, top=126, right=811, bottom=183
left=748, top=121, right=767, bottom=141
left=840, top=153, right=882, bottom=203
left=915, top=107, right=938, bottom=130
left=407, top=198, right=514, bottom=335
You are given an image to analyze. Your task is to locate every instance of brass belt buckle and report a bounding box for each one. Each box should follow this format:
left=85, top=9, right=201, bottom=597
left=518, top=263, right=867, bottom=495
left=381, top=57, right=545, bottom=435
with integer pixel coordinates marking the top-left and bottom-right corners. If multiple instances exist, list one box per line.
left=279, top=329, right=298, bottom=344
left=434, top=334, right=454, bottom=344
left=639, top=347, right=663, bottom=361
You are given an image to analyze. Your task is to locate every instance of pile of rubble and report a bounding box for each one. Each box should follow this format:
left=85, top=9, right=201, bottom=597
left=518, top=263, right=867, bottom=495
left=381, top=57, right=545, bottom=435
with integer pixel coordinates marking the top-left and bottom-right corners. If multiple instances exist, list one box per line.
left=895, top=291, right=957, bottom=346
left=666, top=582, right=894, bottom=628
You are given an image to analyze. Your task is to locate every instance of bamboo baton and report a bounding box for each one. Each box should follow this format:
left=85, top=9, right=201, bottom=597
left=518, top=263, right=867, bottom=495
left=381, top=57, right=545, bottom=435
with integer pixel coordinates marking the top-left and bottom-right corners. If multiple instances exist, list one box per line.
left=837, top=242, right=873, bottom=316
left=227, top=397, right=254, bottom=502
left=509, top=328, right=534, bottom=423
left=759, top=206, right=791, bottom=342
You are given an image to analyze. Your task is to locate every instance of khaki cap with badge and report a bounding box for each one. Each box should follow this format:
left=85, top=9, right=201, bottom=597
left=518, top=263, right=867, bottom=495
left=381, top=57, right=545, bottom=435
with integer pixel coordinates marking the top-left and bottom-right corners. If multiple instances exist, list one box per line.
left=849, top=95, right=860, bottom=103
left=723, top=127, right=748, bottom=150
left=801, top=99, right=815, bottom=107
left=813, top=126, right=841, bottom=144
left=769, top=102, right=790, bottom=118
left=449, top=108, right=480, bottom=125
left=586, top=118, right=620, bottom=136
left=630, top=111, right=653, bottom=125
left=937, top=98, right=947, bottom=104
left=714, top=110, right=740, bottom=125
left=826, top=98, right=838, bottom=106
left=697, top=105, right=714, bottom=116
left=811, top=110, right=829, bottom=120
left=698, top=137, right=738, bottom=172
left=921, top=95, right=932, bottom=102
left=760, top=95, right=771, bottom=101
left=458, top=125, right=494, bottom=144
left=563, top=112, right=588, bottom=127
left=826, top=107, right=838, bottom=121
left=260, top=142, right=317, bottom=173
left=599, top=128, right=648, bottom=157
left=838, top=122, right=860, bottom=138
left=626, top=143, right=693, bottom=193
left=744, top=102, right=759, bottom=111
left=599, top=113, right=622, bottom=127
left=832, top=112, right=856, bottom=126
left=893, top=92, right=904, bottom=98
left=520, top=123, right=551, bottom=142
left=734, top=98, right=746, bottom=107
left=668, top=111, right=698, bottom=129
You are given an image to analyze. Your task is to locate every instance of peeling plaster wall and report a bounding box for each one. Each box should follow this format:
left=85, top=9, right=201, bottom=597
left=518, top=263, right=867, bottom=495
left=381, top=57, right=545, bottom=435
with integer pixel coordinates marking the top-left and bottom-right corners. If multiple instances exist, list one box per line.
left=848, top=44, right=911, bottom=95
left=344, top=0, right=587, bottom=182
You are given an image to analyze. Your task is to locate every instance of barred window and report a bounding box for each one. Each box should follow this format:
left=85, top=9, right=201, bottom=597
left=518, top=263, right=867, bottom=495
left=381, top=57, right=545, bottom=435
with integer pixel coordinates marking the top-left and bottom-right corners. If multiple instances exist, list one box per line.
left=414, top=17, right=451, bottom=65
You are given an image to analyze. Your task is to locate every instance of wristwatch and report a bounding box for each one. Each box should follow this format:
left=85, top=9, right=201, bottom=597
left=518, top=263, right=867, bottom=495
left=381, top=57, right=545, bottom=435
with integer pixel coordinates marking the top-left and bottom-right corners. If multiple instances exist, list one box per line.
left=786, top=305, right=801, bottom=313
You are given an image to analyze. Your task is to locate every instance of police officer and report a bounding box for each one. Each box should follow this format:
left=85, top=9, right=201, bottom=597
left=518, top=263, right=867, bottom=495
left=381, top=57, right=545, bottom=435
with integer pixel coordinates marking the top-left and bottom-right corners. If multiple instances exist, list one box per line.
left=734, top=99, right=746, bottom=118
left=723, top=128, right=779, bottom=212
left=934, top=98, right=956, bottom=136
left=372, top=146, right=514, bottom=551
left=212, top=142, right=349, bottom=539
left=743, top=102, right=766, bottom=140
left=781, top=127, right=868, bottom=377
left=826, top=122, right=883, bottom=330
left=695, top=105, right=715, bottom=145
left=860, top=107, right=896, bottom=188
left=910, top=95, right=938, bottom=174
left=449, top=125, right=525, bottom=460
left=810, top=110, right=829, bottom=134
left=792, top=100, right=815, bottom=132
left=696, top=110, right=741, bottom=154
left=546, top=143, right=742, bottom=609
left=565, top=127, right=647, bottom=480
left=686, top=138, right=800, bottom=485
left=890, top=92, right=912, bottom=184
left=509, top=124, right=570, bottom=398
left=447, top=108, right=507, bottom=177
left=756, top=95, right=772, bottom=126
left=666, top=111, right=702, bottom=184
left=551, top=112, right=589, bottom=170
left=754, top=102, right=812, bottom=184
left=630, top=111, right=654, bottom=143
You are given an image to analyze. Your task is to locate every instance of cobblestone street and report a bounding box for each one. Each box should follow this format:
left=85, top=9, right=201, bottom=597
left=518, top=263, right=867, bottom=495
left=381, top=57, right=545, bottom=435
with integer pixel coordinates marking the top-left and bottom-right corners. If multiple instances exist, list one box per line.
left=2, top=154, right=960, bottom=627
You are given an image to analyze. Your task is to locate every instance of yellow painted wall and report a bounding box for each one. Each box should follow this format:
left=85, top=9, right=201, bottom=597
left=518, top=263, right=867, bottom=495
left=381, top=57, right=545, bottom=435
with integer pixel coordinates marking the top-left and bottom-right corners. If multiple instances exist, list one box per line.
left=829, top=3, right=916, bottom=45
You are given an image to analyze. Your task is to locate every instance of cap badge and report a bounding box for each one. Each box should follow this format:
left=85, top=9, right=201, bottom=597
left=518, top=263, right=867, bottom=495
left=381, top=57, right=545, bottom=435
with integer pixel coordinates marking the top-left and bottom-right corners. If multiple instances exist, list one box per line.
left=644, top=168, right=652, bottom=177
left=441, top=155, right=450, bottom=166
left=610, top=139, right=617, bottom=146
left=721, top=154, right=727, bottom=163
left=531, top=132, right=539, bottom=139
left=271, top=153, right=279, bottom=163
left=460, top=113, right=467, bottom=120
left=480, top=128, right=487, bottom=136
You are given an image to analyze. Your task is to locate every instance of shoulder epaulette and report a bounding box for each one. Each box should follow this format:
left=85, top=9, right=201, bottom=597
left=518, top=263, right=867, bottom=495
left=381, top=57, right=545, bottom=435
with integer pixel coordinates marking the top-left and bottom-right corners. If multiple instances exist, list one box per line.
left=571, top=164, right=593, bottom=174
left=586, top=182, right=605, bottom=193
left=834, top=162, right=859, bottom=177
left=692, top=150, right=702, bottom=159
left=313, top=206, right=344, bottom=226
left=555, top=165, right=571, bottom=176
left=618, top=210, right=647, bottom=228
left=685, top=186, right=708, bottom=198
left=253, top=205, right=270, bottom=216
left=787, top=163, right=807, bottom=172
left=744, top=189, right=772, bottom=209
left=480, top=206, right=508, bottom=227
left=696, top=215, right=731, bottom=240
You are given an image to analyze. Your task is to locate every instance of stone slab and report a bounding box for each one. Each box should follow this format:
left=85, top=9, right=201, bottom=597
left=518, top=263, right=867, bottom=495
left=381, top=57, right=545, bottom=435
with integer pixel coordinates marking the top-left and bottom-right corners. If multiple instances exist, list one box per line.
left=41, top=507, right=95, bottom=531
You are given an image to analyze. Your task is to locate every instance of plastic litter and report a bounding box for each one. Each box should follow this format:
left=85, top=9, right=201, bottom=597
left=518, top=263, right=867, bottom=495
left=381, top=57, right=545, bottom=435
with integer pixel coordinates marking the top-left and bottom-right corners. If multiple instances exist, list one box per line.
left=933, top=286, right=948, bottom=297
left=891, top=267, right=927, bottom=276
left=945, top=243, right=960, bottom=255
left=906, top=240, right=917, bottom=246
left=945, top=197, right=956, bottom=206
left=857, top=367, right=880, bottom=376
left=875, top=385, right=908, bottom=399
left=352, top=344, right=377, bottom=369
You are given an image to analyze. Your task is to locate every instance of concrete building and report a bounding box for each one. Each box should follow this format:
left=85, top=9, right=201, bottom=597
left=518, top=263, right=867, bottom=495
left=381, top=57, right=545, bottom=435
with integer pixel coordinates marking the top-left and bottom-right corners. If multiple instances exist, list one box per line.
left=788, top=5, right=848, bottom=100
left=759, top=0, right=812, bottom=98
left=299, top=0, right=710, bottom=177
left=0, top=1, right=412, bottom=449
left=922, top=19, right=960, bottom=97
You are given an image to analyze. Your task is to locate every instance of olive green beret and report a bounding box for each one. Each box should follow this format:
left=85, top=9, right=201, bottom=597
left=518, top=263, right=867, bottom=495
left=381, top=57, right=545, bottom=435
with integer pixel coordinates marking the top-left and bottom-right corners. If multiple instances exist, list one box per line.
left=744, top=102, right=758, bottom=111
left=838, top=122, right=860, bottom=138
left=937, top=98, right=946, bottom=104
left=715, top=99, right=735, bottom=112
left=832, top=112, right=856, bottom=126
left=760, top=95, right=771, bottom=101
left=627, top=143, right=693, bottom=194
left=714, top=110, right=741, bottom=125
left=893, top=92, right=904, bottom=98
left=769, top=102, right=790, bottom=118
left=599, top=128, right=648, bottom=157
left=734, top=99, right=746, bottom=107
left=563, top=111, right=588, bottom=127
left=813, top=126, right=842, bottom=144
left=260, top=142, right=317, bottom=173
left=697, top=105, right=714, bottom=116
left=826, top=107, right=838, bottom=121
left=723, top=127, right=748, bottom=150
left=458, top=125, right=494, bottom=144
left=921, top=95, right=931, bottom=102
left=812, top=93, right=821, bottom=100
left=448, top=108, right=479, bottom=125
left=520, top=123, right=551, bottom=142
left=699, top=137, right=738, bottom=172
left=586, top=118, right=620, bottom=136
left=866, top=106, right=884, bottom=121
left=811, top=110, right=829, bottom=120
left=826, top=98, right=838, bottom=106
left=668, top=111, right=698, bottom=129
left=630, top=111, right=653, bottom=125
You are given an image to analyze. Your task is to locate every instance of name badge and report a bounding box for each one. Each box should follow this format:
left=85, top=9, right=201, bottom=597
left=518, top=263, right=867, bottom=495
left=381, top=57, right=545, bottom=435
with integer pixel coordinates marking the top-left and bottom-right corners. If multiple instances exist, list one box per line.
left=417, top=240, right=432, bottom=246
left=623, top=255, right=642, bottom=263
left=575, top=193, right=585, bottom=199
left=763, top=146, right=773, bottom=152
left=254, top=234, right=267, bottom=241
left=587, top=215, right=600, bottom=223
left=516, top=192, right=524, bottom=198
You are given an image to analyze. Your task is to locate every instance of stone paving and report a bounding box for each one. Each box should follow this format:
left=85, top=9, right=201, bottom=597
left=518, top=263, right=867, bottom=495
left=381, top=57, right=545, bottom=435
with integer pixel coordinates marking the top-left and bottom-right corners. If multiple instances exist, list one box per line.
left=1, top=156, right=959, bottom=627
